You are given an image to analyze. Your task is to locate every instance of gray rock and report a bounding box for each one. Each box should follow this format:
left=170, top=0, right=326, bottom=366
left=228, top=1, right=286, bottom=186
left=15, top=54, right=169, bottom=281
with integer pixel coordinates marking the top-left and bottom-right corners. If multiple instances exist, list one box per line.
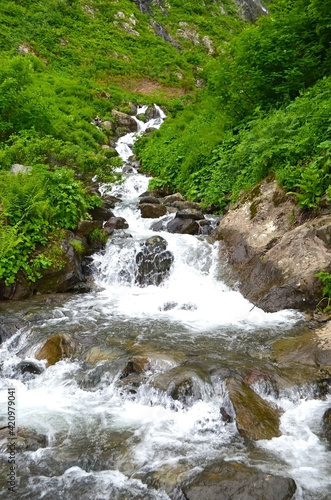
left=182, top=462, right=296, bottom=500
left=140, top=203, right=167, bottom=218
left=176, top=209, right=205, bottom=220
left=135, top=236, right=174, bottom=286
left=150, top=20, right=182, bottom=49
left=10, top=164, right=32, bottom=174
left=164, top=193, right=185, bottom=205
left=111, top=110, right=137, bottom=132
left=139, top=196, right=161, bottom=205
left=167, top=218, right=199, bottom=235
left=104, top=217, right=129, bottom=234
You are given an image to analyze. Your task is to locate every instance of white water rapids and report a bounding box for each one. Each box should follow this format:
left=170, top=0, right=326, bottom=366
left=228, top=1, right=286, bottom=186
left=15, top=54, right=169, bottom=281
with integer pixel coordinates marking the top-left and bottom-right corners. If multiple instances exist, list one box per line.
left=0, top=105, right=331, bottom=499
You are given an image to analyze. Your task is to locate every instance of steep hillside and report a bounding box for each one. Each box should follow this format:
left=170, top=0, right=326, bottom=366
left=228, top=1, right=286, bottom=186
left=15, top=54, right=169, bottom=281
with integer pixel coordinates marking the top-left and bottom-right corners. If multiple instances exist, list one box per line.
left=0, top=0, right=249, bottom=288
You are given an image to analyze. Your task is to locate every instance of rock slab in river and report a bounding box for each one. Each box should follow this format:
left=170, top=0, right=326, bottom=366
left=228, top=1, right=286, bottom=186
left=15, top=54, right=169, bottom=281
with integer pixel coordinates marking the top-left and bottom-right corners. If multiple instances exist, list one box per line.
left=182, top=461, right=296, bottom=500
left=226, top=378, right=281, bottom=440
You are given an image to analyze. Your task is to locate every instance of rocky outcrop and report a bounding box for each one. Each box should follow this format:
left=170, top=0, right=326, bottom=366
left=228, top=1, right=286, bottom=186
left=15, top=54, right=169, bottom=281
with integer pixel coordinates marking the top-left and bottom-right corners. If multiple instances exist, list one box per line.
left=135, top=236, right=174, bottom=286
left=215, top=179, right=331, bottom=312
left=150, top=21, right=182, bottom=49
left=182, top=462, right=296, bottom=500
left=235, top=0, right=268, bottom=23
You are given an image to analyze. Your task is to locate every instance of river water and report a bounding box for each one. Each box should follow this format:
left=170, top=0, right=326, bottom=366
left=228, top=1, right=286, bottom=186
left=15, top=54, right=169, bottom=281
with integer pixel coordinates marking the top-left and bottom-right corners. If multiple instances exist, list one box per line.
left=0, top=106, right=331, bottom=499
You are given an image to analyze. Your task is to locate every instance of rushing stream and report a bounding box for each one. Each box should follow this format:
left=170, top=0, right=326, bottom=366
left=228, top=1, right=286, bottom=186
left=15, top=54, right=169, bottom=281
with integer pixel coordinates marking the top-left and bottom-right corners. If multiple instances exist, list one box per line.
left=1, top=106, right=331, bottom=499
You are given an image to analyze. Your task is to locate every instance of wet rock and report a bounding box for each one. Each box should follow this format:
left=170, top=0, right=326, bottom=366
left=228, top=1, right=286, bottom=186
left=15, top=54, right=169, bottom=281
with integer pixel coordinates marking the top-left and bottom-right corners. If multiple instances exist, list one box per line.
left=104, top=216, right=129, bottom=234
left=323, top=408, right=331, bottom=444
left=167, top=218, right=199, bottom=235
left=88, top=205, right=115, bottom=222
left=76, top=220, right=102, bottom=237
left=35, top=333, right=76, bottom=367
left=17, top=359, right=45, bottom=375
left=139, top=203, right=167, bottom=219
left=152, top=365, right=208, bottom=404
left=120, top=356, right=150, bottom=378
left=235, top=0, right=268, bottom=23
left=101, top=194, right=122, bottom=208
left=135, top=236, right=174, bottom=286
left=182, top=462, right=296, bottom=500
left=176, top=209, right=205, bottom=221
left=0, top=427, right=47, bottom=452
left=139, top=196, right=161, bottom=205
left=198, top=219, right=212, bottom=235
left=226, top=378, right=280, bottom=440
left=34, top=236, right=89, bottom=294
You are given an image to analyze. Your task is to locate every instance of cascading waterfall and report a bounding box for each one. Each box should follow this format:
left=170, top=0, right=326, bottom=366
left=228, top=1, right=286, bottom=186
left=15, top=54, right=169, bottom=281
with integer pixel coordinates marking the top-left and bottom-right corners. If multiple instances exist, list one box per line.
left=0, top=104, right=331, bottom=499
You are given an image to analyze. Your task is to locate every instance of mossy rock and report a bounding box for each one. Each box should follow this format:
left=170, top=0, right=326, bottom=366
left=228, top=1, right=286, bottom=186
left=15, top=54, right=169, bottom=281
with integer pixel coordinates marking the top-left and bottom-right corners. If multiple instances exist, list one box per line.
left=226, top=378, right=280, bottom=440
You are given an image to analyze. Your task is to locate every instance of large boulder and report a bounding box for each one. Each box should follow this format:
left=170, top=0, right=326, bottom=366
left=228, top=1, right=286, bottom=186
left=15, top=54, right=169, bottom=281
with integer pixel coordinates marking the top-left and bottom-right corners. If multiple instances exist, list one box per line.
left=182, top=462, right=296, bottom=500
left=135, top=236, right=174, bottom=286
left=139, top=203, right=167, bottom=219
left=104, top=216, right=129, bottom=234
left=215, top=179, right=331, bottom=312
left=167, top=217, right=199, bottom=235
left=35, top=333, right=76, bottom=367
left=111, top=110, right=137, bottom=133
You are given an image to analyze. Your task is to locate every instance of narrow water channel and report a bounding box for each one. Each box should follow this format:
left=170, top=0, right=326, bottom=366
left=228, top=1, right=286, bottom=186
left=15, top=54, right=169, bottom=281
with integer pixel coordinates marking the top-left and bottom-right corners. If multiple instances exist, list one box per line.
left=0, top=106, right=331, bottom=499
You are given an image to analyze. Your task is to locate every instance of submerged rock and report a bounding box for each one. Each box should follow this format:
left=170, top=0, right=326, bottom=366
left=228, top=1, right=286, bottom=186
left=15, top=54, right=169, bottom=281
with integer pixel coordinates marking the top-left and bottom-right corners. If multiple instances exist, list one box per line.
left=182, top=462, right=296, bottom=500
left=323, top=408, right=331, bottom=445
left=135, top=236, right=174, bottom=286
left=35, top=333, right=76, bottom=367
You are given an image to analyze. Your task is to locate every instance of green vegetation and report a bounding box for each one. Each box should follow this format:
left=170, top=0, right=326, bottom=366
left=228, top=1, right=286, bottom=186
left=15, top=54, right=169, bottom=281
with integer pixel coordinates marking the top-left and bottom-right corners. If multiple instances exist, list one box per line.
left=316, top=272, right=331, bottom=312
left=0, top=167, right=99, bottom=284
left=137, top=0, right=331, bottom=210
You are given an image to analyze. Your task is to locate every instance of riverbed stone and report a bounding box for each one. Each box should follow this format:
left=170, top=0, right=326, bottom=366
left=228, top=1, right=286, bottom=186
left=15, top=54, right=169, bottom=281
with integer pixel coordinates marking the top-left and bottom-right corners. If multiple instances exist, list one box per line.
left=167, top=217, right=199, bottom=235
left=139, top=196, right=161, bottom=205
left=226, top=378, right=281, bottom=440
left=104, top=216, right=129, bottom=234
left=182, top=462, right=296, bottom=500
left=139, top=203, right=167, bottom=218
left=164, top=192, right=185, bottom=205
left=135, top=235, right=174, bottom=286
left=176, top=209, right=205, bottom=220
left=0, top=427, right=47, bottom=452
left=35, top=333, right=76, bottom=367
